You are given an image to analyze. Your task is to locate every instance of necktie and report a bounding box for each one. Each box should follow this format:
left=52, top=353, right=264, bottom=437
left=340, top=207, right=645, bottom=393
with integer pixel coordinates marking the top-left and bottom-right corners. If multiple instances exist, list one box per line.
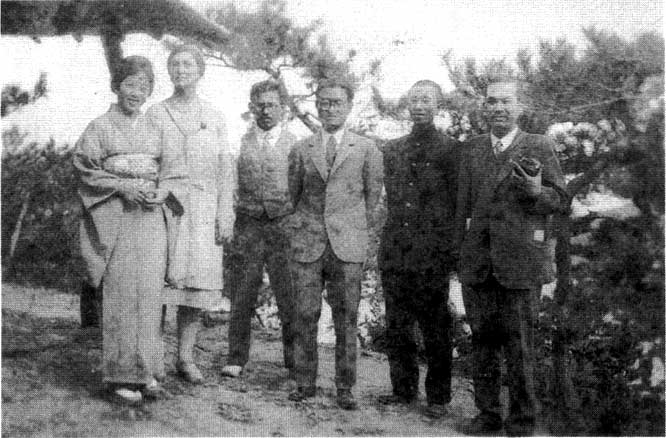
left=326, top=135, right=337, bottom=171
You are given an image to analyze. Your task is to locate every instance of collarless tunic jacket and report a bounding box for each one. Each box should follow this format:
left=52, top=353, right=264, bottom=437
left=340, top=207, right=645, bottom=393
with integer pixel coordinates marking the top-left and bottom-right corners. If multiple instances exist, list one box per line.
left=380, top=127, right=460, bottom=272
left=455, top=130, right=568, bottom=289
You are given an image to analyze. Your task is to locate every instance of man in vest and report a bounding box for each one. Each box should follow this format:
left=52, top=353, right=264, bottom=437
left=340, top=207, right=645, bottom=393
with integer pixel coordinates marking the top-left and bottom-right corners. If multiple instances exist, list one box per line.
left=456, top=79, right=567, bottom=436
left=221, top=80, right=297, bottom=380
left=286, top=78, right=383, bottom=409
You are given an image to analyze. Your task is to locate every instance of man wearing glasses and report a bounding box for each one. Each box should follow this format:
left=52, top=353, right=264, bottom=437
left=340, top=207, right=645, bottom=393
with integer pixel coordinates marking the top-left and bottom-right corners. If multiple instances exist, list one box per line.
left=285, top=78, right=383, bottom=410
left=221, top=80, right=297, bottom=381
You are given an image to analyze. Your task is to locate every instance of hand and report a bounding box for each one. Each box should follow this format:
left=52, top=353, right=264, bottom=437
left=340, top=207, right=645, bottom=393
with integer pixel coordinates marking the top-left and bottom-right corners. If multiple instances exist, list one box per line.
left=143, top=188, right=170, bottom=205
left=215, top=217, right=234, bottom=246
left=118, top=182, right=149, bottom=208
left=510, top=159, right=542, bottom=197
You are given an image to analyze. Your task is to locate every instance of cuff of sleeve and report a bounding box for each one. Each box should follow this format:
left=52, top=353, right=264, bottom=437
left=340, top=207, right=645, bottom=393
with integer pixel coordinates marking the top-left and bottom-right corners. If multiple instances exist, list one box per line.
left=531, top=186, right=562, bottom=215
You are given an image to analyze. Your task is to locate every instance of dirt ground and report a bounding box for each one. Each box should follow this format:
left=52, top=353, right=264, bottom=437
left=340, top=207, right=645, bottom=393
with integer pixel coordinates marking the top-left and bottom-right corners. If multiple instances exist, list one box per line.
left=2, top=283, right=479, bottom=437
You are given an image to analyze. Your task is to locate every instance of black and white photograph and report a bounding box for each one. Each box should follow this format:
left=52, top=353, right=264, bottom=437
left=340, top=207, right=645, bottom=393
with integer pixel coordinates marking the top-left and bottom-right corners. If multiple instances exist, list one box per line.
left=1, top=0, right=664, bottom=436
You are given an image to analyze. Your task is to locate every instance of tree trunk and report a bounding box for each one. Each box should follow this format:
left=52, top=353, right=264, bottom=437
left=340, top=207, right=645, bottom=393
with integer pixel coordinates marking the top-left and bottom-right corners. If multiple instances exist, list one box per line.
left=551, top=213, right=586, bottom=434
left=262, top=67, right=320, bottom=134
left=100, top=20, right=124, bottom=79
left=8, top=194, right=30, bottom=270
left=80, top=282, right=102, bottom=328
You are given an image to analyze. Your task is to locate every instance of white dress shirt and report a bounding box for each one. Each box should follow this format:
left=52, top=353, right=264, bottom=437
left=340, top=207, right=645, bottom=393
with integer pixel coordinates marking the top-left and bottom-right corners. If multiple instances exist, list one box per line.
left=490, top=126, right=519, bottom=155
left=321, top=127, right=346, bottom=147
left=254, top=124, right=282, bottom=149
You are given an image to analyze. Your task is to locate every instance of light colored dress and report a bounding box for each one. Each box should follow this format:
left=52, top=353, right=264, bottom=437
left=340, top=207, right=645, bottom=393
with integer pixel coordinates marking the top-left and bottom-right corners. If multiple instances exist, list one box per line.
left=74, top=104, right=182, bottom=385
left=146, top=98, right=235, bottom=309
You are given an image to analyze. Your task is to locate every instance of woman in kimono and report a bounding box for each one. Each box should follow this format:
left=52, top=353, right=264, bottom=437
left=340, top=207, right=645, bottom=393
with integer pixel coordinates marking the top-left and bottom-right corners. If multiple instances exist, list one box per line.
left=75, top=56, right=181, bottom=403
left=146, top=45, right=235, bottom=384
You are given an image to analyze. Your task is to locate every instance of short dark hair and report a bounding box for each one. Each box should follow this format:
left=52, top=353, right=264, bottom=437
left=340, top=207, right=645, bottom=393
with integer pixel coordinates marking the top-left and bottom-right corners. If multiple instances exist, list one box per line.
left=410, top=79, right=445, bottom=105
left=250, top=80, right=289, bottom=105
left=485, top=78, right=528, bottom=103
left=316, top=78, right=355, bottom=102
left=111, top=56, right=154, bottom=95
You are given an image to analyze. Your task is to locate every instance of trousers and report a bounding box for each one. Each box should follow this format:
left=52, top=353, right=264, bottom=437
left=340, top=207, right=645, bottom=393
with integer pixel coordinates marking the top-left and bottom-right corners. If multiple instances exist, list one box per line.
left=381, top=267, right=453, bottom=404
left=226, top=213, right=295, bottom=369
left=462, top=274, right=539, bottom=435
left=291, top=241, right=362, bottom=390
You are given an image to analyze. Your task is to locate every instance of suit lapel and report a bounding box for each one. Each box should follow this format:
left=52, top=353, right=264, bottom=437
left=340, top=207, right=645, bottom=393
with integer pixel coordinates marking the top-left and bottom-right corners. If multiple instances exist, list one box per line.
left=329, top=130, right=354, bottom=177
left=308, top=131, right=329, bottom=182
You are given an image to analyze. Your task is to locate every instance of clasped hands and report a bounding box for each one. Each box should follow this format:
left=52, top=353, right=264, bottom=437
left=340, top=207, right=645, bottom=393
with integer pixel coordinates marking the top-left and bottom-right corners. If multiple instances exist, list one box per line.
left=119, top=182, right=170, bottom=210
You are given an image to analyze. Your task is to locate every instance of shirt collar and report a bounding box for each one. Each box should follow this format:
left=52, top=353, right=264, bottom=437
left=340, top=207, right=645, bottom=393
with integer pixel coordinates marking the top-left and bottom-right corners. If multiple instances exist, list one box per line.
left=321, top=127, right=346, bottom=146
left=490, top=126, right=519, bottom=153
left=253, top=123, right=282, bottom=147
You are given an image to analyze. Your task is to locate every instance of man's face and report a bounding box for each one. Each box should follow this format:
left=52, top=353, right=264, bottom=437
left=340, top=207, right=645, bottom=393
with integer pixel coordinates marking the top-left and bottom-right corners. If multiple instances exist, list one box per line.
left=407, top=85, right=440, bottom=126
left=250, top=90, right=283, bottom=131
left=483, top=81, right=522, bottom=136
left=316, top=87, right=352, bottom=133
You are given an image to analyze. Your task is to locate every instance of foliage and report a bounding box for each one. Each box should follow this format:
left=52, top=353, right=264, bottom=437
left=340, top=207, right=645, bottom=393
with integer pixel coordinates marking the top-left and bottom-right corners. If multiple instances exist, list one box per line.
left=200, top=0, right=361, bottom=131
left=2, top=77, right=82, bottom=289
left=536, top=217, right=664, bottom=435
left=1, top=72, right=47, bottom=117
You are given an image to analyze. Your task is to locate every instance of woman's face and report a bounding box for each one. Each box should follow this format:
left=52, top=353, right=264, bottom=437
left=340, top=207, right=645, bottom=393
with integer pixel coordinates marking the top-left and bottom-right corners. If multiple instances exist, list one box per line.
left=168, top=51, right=201, bottom=89
left=116, top=72, right=150, bottom=116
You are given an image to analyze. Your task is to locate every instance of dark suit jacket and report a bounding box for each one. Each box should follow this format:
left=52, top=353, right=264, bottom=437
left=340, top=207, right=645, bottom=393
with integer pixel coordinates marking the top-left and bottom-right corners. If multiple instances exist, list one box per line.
left=236, top=128, right=296, bottom=219
left=287, top=129, right=383, bottom=263
left=380, top=126, right=460, bottom=272
left=455, top=129, right=567, bottom=289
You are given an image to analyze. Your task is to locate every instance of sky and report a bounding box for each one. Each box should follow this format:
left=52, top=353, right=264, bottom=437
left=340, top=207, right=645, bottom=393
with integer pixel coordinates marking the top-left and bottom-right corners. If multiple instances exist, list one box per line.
left=1, top=0, right=662, bottom=148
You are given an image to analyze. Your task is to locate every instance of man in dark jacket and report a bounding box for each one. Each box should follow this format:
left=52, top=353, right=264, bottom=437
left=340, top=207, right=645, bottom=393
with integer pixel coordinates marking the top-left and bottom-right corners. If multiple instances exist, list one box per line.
left=222, top=80, right=297, bottom=379
left=455, top=80, right=567, bottom=436
left=378, top=80, right=459, bottom=419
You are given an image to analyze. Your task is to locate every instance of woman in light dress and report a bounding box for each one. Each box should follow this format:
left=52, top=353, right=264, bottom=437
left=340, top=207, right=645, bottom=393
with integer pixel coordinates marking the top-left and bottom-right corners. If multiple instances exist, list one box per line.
left=75, top=56, right=181, bottom=403
left=146, top=45, right=235, bottom=383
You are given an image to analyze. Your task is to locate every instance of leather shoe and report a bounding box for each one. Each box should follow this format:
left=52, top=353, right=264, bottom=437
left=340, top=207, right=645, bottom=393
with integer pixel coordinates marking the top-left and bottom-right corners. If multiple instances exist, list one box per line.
left=336, top=388, right=358, bottom=410
left=142, top=379, right=171, bottom=400
left=221, top=365, right=243, bottom=378
left=288, top=386, right=316, bottom=402
left=457, top=414, right=503, bottom=436
left=110, top=387, right=143, bottom=405
left=176, top=361, right=204, bottom=384
left=424, top=403, right=448, bottom=419
left=377, top=393, right=416, bottom=405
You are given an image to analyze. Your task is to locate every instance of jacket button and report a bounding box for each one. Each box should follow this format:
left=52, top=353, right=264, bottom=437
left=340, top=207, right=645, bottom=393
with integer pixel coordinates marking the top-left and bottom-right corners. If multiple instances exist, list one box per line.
left=405, top=202, right=411, bottom=207
left=408, top=182, right=414, bottom=187
left=403, top=222, right=409, bottom=227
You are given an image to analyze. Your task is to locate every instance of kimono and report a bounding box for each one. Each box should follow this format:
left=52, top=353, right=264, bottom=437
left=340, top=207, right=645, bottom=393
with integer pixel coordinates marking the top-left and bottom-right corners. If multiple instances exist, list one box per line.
left=74, top=104, right=182, bottom=385
left=146, top=98, right=235, bottom=309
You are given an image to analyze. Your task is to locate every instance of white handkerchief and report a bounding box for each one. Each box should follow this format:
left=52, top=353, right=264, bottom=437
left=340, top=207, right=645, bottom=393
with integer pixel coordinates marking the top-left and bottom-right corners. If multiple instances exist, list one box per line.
left=533, top=230, right=545, bottom=242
